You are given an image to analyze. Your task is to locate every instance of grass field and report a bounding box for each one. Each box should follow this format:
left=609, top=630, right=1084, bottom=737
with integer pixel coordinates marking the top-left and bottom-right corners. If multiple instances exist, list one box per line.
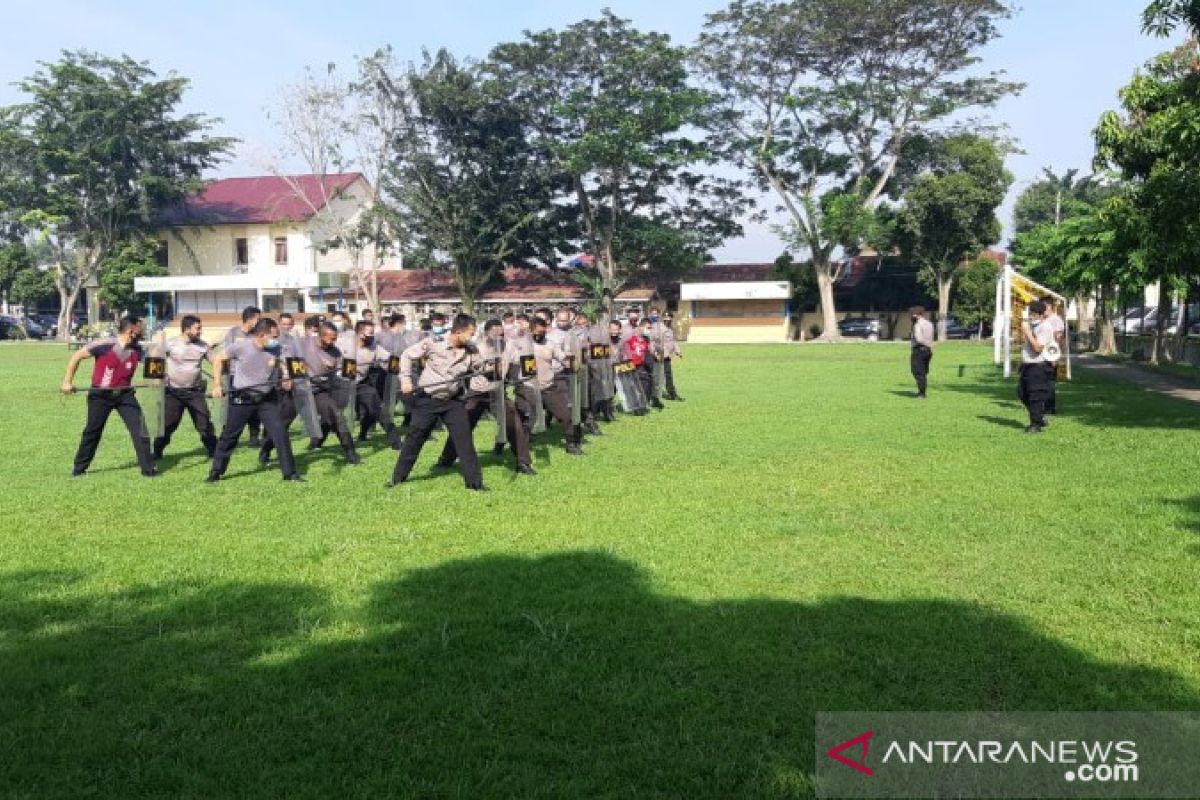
left=1, top=341, right=1198, bottom=799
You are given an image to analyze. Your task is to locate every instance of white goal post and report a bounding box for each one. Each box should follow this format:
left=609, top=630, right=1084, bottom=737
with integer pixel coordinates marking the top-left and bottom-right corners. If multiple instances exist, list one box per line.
left=995, top=265, right=1071, bottom=380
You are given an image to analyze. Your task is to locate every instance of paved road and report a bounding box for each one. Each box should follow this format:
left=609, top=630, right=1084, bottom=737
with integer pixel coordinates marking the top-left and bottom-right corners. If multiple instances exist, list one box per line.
left=1073, top=354, right=1200, bottom=405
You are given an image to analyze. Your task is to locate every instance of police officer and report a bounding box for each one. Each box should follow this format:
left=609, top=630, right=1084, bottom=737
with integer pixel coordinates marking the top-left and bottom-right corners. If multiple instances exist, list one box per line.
left=352, top=319, right=401, bottom=448
left=1040, top=296, right=1066, bottom=416
left=258, top=312, right=303, bottom=466
left=657, top=310, right=685, bottom=402
left=388, top=313, right=488, bottom=491
left=207, top=317, right=303, bottom=482
left=153, top=314, right=219, bottom=460
left=222, top=306, right=264, bottom=446
left=436, top=319, right=536, bottom=476
left=531, top=315, right=584, bottom=455
left=303, top=321, right=362, bottom=465
left=1018, top=301, right=1057, bottom=434
left=909, top=306, right=934, bottom=399
left=572, top=310, right=604, bottom=436
left=61, top=315, right=158, bottom=478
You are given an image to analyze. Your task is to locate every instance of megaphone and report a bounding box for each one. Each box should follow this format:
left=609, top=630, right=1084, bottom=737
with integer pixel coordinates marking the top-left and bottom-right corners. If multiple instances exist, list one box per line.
left=1043, top=342, right=1062, bottom=363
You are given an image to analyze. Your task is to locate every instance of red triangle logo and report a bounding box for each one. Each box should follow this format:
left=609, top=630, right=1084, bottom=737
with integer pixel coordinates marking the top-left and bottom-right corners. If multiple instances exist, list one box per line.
left=827, top=730, right=875, bottom=776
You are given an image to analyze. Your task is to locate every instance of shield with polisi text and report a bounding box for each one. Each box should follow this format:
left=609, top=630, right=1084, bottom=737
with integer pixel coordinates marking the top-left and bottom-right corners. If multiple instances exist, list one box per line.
left=336, top=359, right=357, bottom=428
left=382, top=355, right=401, bottom=420
left=613, top=361, right=645, bottom=413
left=138, top=356, right=166, bottom=440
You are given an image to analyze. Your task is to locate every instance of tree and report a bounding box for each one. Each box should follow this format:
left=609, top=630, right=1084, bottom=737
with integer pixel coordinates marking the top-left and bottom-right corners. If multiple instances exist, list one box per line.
left=271, top=50, right=408, bottom=315
left=97, top=240, right=166, bottom=317
left=0, top=242, right=33, bottom=314
left=953, top=256, right=1000, bottom=336
left=488, top=11, right=748, bottom=306
left=771, top=251, right=819, bottom=339
left=382, top=50, right=565, bottom=313
left=693, top=0, right=1020, bottom=339
left=1095, top=41, right=1200, bottom=363
left=1011, top=168, right=1115, bottom=237
left=1142, top=0, right=1200, bottom=35
left=895, top=134, right=1012, bottom=339
left=0, top=51, right=233, bottom=340
left=9, top=263, right=56, bottom=311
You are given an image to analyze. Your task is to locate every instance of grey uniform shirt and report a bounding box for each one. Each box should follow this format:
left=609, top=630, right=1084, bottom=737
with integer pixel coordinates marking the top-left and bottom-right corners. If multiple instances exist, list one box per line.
left=531, top=336, right=569, bottom=391
left=302, top=340, right=342, bottom=379
left=163, top=335, right=213, bottom=390
left=225, top=339, right=280, bottom=392
left=355, top=343, right=391, bottom=383
left=912, top=318, right=935, bottom=348
left=1021, top=320, right=1057, bottom=364
left=400, top=339, right=484, bottom=400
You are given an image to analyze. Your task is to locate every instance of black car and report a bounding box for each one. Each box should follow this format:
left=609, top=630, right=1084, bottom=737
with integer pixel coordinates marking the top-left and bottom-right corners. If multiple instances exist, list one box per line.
left=30, top=314, right=59, bottom=337
left=837, top=317, right=884, bottom=341
left=942, top=317, right=975, bottom=340
left=21, top=316, right=48, bottom=339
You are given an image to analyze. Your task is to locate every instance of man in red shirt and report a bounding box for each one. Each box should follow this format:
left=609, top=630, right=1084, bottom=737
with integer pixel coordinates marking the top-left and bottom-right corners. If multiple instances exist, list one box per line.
left=60, top=316, right=157, bottom=477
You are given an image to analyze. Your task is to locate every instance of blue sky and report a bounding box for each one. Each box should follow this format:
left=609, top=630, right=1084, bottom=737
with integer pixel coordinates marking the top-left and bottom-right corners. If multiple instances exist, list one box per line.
left=0, top=0, right=1179, bottom=262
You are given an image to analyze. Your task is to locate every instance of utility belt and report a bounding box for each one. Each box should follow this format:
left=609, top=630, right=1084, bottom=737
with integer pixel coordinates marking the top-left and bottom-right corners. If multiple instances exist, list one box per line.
left=166, top=380, right=207, bottom=395
left=231, top=387, right=278, bottom=406
left=912, top=344, right=931, bottom=353
left=88, top=386, right=135, bottom=397
left=416, top=384, right=466, bottom=402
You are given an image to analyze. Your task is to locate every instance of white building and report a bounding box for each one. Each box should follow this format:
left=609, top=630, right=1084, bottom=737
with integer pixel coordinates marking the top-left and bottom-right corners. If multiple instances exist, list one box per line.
left=135, top=173, right=398, bottom=328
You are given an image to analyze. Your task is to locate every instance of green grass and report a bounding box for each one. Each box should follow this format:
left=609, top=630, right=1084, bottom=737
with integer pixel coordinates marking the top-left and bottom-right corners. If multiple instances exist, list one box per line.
left=1097, top=351, right=1200, bottom=383
left=1, top=341, right=1198, bottom=799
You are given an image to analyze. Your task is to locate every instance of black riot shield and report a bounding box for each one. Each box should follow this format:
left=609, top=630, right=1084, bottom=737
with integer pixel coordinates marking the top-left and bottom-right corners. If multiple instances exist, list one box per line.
left=564, top=354, right=581, bottom=426
left=578, top=346, right=591, bottom=422
left=590, top=343, right=614, bottom=405
left=517, top=353, right=546, bottom=435
left=613, top=361, right=646, bottom=413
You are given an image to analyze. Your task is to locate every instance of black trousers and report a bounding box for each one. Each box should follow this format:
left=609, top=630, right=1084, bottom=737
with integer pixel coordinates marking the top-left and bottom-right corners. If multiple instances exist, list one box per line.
left=154, top=386, right=217, bottom=457
left=637, top=365, right=655, bottom=405
left=911, top=346, right=932, bottom=395
left=313, top=389, right=356, bottom=454
left=392, top=394, right=482, bottom=488
left=663, top=358, right=678, bottom=397
left=356, top=381, right=395, bottom=438
left=1018, top=362, right=1054, bottom=428
left=210, top=395, right=297, bottom=479
left=259, top=391, right=296, bottom=458
left=73, top=389, right=156, bottom=475
left=1046, top=368, right=1058, bottom=414
left=440, top=394, right=531, bottom=469
left=542, top=377, right=580, bottom=447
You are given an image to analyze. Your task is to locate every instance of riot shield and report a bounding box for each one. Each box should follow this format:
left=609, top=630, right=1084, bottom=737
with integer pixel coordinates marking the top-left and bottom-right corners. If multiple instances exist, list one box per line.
left=564, top=355, right=581, bottom=426
left=614, top=362, right=645, bottom=413
left=578, top=348, right=591, bottom=422
left=139, top=356, right=167, bottom=441
left=286, top=358, right=323, bottom=440
left=382, top=355, right=401, bottom=420
left=211, top=372, right=232, bottom=432
left=336, top=359, right=358, bottom=429
left=517, top=354, right=546, bottom=435
left=590, top=344, right=614, bottom=405
left=491, top=377, right=508, bottom=447
left=652, top=359, right=666, bottom=400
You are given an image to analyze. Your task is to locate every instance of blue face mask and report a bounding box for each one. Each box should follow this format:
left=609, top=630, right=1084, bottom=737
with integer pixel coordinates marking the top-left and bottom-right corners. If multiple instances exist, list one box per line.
left=432, top=325, right=447, bottom=335
left=649, top=315, right=659, bottom=323
left=265, top=339, right=281, bottom=354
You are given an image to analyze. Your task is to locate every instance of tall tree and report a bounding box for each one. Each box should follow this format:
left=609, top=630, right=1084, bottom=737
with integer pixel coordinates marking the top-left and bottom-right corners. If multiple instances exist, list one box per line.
left=1011, top=168, right=1115, bottom=237
left=1095, top=40, right=1200, bottom=363
left=953, top=256, right=1001, bottom=337
left=382, top=50, right=565, bottom=313
left=693, top=0, right=1020, bottom=339
left=0, top=51, right=233, bottom=339
left=0, top=242, right=33, bottom=314
left=97, top=239, right=166, bottom=318
left=895, top=134, right=1012, bottom=339
left=488, top=11, right=747, bottom=306
left=271, top=49, right=408, bottom=315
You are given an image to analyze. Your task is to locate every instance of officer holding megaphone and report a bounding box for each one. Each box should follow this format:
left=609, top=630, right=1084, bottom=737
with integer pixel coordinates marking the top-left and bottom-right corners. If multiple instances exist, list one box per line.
left=1018, top=301, right=1058, bottom=434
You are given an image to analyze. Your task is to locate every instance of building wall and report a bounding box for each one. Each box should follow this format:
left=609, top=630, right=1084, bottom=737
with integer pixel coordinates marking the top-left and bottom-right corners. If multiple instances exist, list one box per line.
left=679, top=299, right=789, bottom=343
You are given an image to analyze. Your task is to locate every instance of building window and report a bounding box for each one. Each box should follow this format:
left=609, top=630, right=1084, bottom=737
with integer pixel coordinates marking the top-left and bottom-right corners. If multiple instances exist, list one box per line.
left=234, top=238, right=248, bottom=266
left=155, top=241, right=169, bottom=268
left=274, top=237, right=288, bottom=265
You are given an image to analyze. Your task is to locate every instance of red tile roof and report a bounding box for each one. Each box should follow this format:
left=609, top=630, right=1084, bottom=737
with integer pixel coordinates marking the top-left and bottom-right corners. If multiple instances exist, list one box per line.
left=694, top=263, right=776, bottom=283
left=162, top=173, right=365, bottom=226
left=374, top=267, right=656, bottom=304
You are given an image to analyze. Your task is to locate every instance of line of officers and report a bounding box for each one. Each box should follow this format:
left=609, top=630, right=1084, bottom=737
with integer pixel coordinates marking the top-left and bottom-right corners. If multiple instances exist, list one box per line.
left=87, top=304, right=685, bottom=491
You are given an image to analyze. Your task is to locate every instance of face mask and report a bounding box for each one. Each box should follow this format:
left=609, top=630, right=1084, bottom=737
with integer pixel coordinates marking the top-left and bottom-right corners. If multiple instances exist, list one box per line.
left=362, top=336, right=375, bottom=348
left=557, top=321, right=571, bottom=331
left=336, top=321, right=348, bottom=332
left=432, top=325, right=447, bottom=335
left=187, top=333, right=201, bottom=343
left=610, top=334, right=620, bottom=343
left=649, top=315, right=659, bottom=323
left=533, top=333, right=546, bottom=344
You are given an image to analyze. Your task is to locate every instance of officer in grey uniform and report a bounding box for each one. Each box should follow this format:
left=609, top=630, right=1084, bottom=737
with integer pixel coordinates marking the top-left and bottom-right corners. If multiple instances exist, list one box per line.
left=1018, top=300, right=1057, bottom=433
left=208, top=318, right=302, bottom=482
left=388, top=313, right=488, bottom=491
left=302, top=321, right=362, bottom=465
left=352, top=320, right=400, bottom=447
left=258, top=313, right=302, bottom=465
left=437, top=319, right=535, bottom=475
left=532, top=315, right=584, bottom=455
left=154, top=314, right=219, bottom=460
left=222, top=306, right=263, bottom=445
left=657, top=310, right=684, bottom=401
left=909, top=306, right=935, bottom=399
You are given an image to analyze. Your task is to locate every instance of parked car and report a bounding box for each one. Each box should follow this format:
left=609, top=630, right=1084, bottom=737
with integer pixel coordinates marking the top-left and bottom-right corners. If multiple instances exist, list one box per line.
left=0, top=315, right=26, bottom=340
left=942, top=317, right=975, bottom=340
left=29, top=313, right=59, bottom=337
left=837, top=317, right=884, bottom=341
left=20, top=316, right=48, bottom=339
left=1118, top=306, right=1155, bottom=334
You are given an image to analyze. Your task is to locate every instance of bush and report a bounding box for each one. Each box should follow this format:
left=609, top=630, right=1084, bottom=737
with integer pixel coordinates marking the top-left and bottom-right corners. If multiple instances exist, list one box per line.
left=808, top=324, right=822, bottom=339
left=5, top=325, right=28, bottom=341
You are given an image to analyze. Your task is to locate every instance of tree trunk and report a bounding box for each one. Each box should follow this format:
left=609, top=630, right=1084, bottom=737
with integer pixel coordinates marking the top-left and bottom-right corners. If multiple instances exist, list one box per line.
left=1095, top=285, right=1117, bottom=355
left=813, top=260, right=839, bottom=340
left=57, top=284, right=82, bottom=342
left=1171, top=285, right=1193, bottom=362
left=936, top=273, right=954, bottom=341
left=1074, top=294, right=1090, bottom=345
left=1148, top=296, right=1170, bottom=365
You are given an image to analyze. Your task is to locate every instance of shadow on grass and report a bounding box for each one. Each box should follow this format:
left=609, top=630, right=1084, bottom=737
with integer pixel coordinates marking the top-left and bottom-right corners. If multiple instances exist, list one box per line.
left=2, top=553, right=1197, bottom=798
left=977, top=415, right=1028, bottom=431
left=939, top=372, right=1199, bottom=430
